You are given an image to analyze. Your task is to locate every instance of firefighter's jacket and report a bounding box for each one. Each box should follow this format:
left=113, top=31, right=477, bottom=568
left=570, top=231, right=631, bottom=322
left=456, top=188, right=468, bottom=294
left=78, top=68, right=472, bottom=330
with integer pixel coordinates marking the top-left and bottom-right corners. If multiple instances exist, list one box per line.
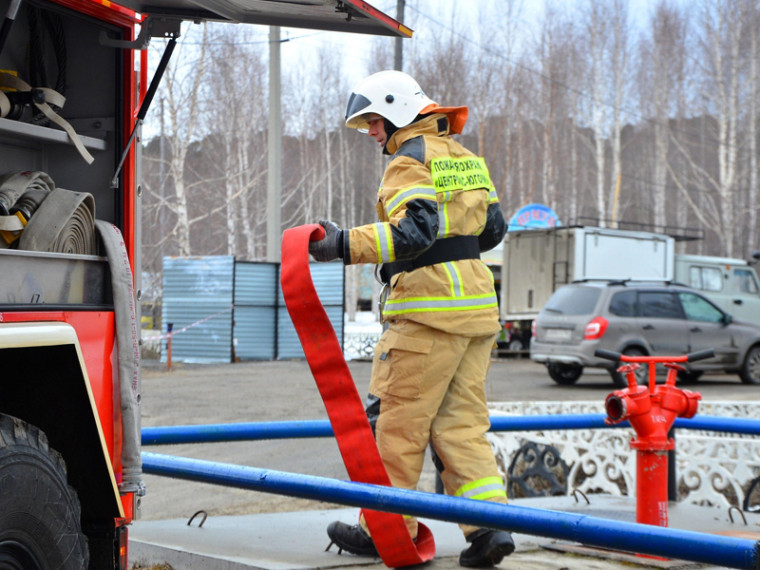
left=345, top=113, right=507, bottom=337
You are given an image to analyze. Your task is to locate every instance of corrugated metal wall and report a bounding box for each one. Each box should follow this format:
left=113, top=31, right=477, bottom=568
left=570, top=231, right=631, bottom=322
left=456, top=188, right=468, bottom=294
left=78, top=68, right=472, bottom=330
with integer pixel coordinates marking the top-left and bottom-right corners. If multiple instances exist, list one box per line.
left=161, top=256, right=234, bottom=364
left=276, top=261, right=345, bottom=359
left=162, top=257, right=344, bottom=363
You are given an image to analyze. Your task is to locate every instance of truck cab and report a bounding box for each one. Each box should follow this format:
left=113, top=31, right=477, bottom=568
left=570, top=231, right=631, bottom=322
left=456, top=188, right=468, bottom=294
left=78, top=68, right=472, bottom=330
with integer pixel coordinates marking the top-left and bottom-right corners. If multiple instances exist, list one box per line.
left=675, top=254, right=760, bottom=325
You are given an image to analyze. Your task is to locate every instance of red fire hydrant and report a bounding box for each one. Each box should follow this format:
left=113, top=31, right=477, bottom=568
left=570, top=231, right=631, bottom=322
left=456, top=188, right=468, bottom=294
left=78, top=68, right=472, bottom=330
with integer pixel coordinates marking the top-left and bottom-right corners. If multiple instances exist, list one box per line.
left=598, top=349, right=708, bottom=528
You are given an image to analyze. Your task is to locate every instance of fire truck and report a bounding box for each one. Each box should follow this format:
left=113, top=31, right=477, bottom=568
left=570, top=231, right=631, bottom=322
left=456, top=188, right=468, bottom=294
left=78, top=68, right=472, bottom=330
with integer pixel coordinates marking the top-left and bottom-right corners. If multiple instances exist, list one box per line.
left=0, top=1, right=408, bottom=567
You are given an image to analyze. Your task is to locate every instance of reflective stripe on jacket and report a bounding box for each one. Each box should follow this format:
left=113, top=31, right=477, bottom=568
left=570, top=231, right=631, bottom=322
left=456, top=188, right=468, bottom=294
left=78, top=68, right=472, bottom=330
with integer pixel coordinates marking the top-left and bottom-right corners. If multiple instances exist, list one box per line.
left=347, top=113, right=507, bottom=336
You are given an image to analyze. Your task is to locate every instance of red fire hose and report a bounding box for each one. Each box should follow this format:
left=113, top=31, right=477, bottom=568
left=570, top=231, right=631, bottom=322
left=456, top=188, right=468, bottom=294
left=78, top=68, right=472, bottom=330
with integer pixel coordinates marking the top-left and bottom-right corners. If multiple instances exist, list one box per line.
left=280, top=224, right=435, bottom=567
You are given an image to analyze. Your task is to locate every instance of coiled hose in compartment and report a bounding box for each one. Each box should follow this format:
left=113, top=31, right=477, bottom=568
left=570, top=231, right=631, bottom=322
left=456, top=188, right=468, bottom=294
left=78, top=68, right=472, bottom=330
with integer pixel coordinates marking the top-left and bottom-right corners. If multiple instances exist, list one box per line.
left=0, top=170, right=96, bottom=254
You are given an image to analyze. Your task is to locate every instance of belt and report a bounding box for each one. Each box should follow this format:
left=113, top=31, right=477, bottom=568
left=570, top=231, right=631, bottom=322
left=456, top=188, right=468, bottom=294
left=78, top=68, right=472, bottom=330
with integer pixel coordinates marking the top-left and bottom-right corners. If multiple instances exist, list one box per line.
left=380, top=235, right=480, bottom=282
left=281, top=224, right=435, bottom=567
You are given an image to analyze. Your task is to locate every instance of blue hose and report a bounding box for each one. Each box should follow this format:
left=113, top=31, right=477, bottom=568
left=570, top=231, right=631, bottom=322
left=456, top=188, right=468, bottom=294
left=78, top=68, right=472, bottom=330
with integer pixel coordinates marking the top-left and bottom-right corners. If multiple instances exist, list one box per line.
left=141, top=414, right=760, bottom=445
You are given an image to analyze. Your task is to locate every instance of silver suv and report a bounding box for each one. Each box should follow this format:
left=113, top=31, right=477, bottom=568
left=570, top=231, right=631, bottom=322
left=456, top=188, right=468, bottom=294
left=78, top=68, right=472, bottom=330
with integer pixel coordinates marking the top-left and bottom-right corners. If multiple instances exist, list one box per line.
left=530, top=281, right=760, bottom=386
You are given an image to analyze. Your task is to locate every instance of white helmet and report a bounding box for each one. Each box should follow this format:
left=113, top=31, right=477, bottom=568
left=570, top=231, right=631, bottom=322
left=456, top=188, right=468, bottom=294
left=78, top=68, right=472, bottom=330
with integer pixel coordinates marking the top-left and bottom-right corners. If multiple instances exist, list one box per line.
left=345, top=70, right=436, bottom=132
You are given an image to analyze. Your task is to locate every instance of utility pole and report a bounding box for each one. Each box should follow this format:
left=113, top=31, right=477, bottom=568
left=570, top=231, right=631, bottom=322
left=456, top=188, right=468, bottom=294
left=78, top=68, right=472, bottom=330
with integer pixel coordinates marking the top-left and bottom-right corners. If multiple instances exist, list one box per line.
left=267, top=26, right=282, bottom=262
left=394, top=0, right=405, bottom=71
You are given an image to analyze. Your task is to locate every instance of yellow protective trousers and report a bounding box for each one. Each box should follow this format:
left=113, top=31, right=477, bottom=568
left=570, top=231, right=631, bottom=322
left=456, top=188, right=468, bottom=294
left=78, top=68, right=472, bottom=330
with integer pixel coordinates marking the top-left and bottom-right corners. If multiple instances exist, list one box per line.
left=362, top=319, right=508, bottom=539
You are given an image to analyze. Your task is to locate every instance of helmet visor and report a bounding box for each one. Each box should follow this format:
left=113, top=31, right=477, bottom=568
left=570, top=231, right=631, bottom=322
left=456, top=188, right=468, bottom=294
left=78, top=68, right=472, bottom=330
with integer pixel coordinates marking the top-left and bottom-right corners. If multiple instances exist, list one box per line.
left=345, top=92, right=371, bottom=121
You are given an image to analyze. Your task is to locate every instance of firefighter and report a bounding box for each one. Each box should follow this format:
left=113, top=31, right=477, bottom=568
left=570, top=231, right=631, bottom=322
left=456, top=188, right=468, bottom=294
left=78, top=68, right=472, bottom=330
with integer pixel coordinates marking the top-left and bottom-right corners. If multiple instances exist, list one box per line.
left=309, top=70, right=513, bottom=568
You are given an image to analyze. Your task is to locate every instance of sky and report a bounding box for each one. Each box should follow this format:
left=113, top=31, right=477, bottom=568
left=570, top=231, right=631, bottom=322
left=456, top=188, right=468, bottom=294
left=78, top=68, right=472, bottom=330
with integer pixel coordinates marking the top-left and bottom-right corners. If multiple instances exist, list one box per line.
left=274, top=0, right=678, bottom=91
left=156, top=0, right=678, bottom=84
left=144, top=0, right=679, bottom=137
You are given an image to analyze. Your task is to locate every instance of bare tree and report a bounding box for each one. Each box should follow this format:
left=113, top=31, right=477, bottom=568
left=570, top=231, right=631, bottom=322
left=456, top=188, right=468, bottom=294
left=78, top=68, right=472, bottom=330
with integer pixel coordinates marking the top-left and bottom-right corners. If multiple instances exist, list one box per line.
left=637, top=0, right=689, bottom=229
left=608, top=0, right=631, bottom=224
left=492, top=1, right=527, bottom=208
left=581, top=0, right=611, bottom=223
left=202, top=24, right=268, bottom=259
left=746, top=2, right=759, bottom=253
left=671, top=0, right=752, bottom=255
left=143, top=23, right=211, bottom=258
left=533, top=4, right=577, bottom=213
left=139, top=0, right=760, bottom=314
left=141, top=21, right=212, bottom=302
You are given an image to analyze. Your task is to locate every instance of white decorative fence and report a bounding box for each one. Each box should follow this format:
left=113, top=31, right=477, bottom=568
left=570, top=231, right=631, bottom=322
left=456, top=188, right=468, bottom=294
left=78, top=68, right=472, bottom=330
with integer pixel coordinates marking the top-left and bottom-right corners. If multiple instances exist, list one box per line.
left=343, top=331, right=381, bottom=361
left=487, top=401, right=760, bottom=512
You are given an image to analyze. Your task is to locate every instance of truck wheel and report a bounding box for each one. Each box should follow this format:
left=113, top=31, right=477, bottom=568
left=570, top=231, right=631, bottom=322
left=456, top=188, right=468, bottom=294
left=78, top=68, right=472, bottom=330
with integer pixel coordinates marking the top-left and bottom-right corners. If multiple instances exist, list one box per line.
left=610, top=348, right=648, bottom=387
left=0, top=414, right=88, bottom=570
left=547, top=364, right=583, bottom=385
left=741, top=345, right=760, bottom=385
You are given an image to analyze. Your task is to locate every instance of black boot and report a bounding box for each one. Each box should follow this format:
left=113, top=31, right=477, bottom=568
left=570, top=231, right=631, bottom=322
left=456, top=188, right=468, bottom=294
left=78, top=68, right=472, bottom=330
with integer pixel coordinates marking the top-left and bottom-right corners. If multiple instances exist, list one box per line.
left=326, top=521, right=378, bottom=556
left=459, top=529, right=515, bottom=567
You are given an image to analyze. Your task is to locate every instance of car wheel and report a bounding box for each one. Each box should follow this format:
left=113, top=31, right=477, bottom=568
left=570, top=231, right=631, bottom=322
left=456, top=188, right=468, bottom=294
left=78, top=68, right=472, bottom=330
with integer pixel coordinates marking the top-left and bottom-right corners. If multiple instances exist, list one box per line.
left=741, top=345, right=760, bottom=385
left=677, top=370, right=703, bottom=385
left=508, top=338, right=524, bottom=352
left=609, top=347, right=648, bottom=387
left=547, top=363, right=583, bottom=385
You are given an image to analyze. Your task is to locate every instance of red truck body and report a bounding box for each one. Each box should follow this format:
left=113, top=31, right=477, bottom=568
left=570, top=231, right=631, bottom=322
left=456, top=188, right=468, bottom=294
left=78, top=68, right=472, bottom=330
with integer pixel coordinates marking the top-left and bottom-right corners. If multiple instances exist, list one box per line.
left=0, top=0, right=407, bottom=567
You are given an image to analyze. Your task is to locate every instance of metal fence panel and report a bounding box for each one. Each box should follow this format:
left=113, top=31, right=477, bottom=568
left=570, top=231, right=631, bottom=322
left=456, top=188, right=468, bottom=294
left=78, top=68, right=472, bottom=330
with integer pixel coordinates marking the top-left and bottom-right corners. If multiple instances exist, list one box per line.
left=162, top=256, right=234, bottom=363
left=162, top=257, right=343, bottom=362
left=233, top=262, right=278, bottom=360
left=277, top=262, right=344, bottom=360
left=234, top=262, right=278, bottom=305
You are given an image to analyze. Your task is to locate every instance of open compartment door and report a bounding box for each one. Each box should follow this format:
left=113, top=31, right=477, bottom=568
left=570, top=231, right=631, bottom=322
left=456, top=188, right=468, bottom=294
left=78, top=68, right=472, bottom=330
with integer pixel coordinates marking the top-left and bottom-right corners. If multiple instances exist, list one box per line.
left=116, top=0, right=412, bottom=37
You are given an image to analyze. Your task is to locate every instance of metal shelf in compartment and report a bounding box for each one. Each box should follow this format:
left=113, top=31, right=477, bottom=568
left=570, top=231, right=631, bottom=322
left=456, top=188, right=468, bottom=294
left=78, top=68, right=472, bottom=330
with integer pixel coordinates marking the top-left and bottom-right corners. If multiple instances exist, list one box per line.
left=0, top=117, right=107, bottom=151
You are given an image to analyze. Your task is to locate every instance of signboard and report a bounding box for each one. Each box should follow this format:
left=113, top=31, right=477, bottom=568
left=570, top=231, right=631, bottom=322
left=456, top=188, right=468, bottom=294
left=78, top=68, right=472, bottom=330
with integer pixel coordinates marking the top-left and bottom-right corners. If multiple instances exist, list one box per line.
left=508, top=203, right=561, bottom=231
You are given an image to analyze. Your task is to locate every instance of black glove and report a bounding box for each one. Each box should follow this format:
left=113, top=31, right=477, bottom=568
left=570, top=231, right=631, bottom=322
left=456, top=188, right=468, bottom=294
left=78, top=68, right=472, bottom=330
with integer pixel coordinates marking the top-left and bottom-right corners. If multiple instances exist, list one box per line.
left=309, top=220, right=344, bottom=262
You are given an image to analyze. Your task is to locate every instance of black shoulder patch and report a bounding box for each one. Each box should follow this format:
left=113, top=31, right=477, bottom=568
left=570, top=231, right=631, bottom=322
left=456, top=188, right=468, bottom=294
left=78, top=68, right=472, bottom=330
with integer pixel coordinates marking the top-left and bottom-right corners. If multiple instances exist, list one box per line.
left=393, top=136, right=425, bottom=164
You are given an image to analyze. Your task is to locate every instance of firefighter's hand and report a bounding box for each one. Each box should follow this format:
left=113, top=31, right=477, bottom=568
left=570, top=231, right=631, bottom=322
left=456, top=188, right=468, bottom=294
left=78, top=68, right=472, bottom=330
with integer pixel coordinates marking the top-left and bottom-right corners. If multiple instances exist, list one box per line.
left=309, top=220, right=344, bottom=262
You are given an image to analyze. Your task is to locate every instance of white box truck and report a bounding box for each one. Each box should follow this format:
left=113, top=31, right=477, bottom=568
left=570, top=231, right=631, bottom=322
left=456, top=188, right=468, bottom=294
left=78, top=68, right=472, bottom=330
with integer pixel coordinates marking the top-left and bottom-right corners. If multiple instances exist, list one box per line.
left=499, top=226, right=674, bottom=351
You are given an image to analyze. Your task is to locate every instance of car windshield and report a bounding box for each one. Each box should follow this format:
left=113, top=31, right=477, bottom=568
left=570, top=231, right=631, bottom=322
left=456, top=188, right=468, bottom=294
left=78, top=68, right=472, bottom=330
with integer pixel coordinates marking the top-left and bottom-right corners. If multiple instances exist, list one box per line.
left=544, top=286, right=601, bottom=315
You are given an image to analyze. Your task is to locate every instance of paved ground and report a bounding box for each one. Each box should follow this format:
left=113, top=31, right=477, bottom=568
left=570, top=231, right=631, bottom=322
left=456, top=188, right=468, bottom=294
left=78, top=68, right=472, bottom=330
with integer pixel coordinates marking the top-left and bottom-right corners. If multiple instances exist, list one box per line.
left=131, top=501, right=757, bottom=570
left=138, top=356, right=760, bottom=521
left=132, top=356, right=759, bottom=569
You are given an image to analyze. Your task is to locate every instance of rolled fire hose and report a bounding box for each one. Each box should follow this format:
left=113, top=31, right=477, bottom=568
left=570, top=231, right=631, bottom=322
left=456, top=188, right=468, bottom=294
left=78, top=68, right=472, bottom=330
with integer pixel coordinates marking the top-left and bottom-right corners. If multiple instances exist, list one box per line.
left=19, top=187, right=96, bottom=253
left=0, top=170, right=55, bottom=243
left=281, top=224, right=436, bottom=568
left=0, top=170, right=96, bottom=254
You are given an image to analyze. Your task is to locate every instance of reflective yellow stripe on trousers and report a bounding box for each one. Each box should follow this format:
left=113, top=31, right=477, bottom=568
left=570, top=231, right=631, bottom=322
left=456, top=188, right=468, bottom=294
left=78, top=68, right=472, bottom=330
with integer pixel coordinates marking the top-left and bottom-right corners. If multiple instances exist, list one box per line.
left=454, top=476, right=507, bottom=501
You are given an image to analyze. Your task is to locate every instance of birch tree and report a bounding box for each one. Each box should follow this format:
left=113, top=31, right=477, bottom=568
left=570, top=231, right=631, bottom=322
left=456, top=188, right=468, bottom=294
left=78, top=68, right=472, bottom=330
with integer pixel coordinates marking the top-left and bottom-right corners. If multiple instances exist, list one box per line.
left=638, top=1, right=688, bottom=229
left=608, top=0, right=631, bottom=224
left=141, top=21, right=211, bottom=298
left=581, top=0, right=611, bottom=223
left=494, top=1, right=527, bottom=208
left=673, top=0, right=750, bottom=255
left=534, top=5, right=576, bottom=213
left=203, top=25, right=268, bottom=259
left=159, top=23, right=210, bottom=256
left=746, top=2, right=759, bottom=253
